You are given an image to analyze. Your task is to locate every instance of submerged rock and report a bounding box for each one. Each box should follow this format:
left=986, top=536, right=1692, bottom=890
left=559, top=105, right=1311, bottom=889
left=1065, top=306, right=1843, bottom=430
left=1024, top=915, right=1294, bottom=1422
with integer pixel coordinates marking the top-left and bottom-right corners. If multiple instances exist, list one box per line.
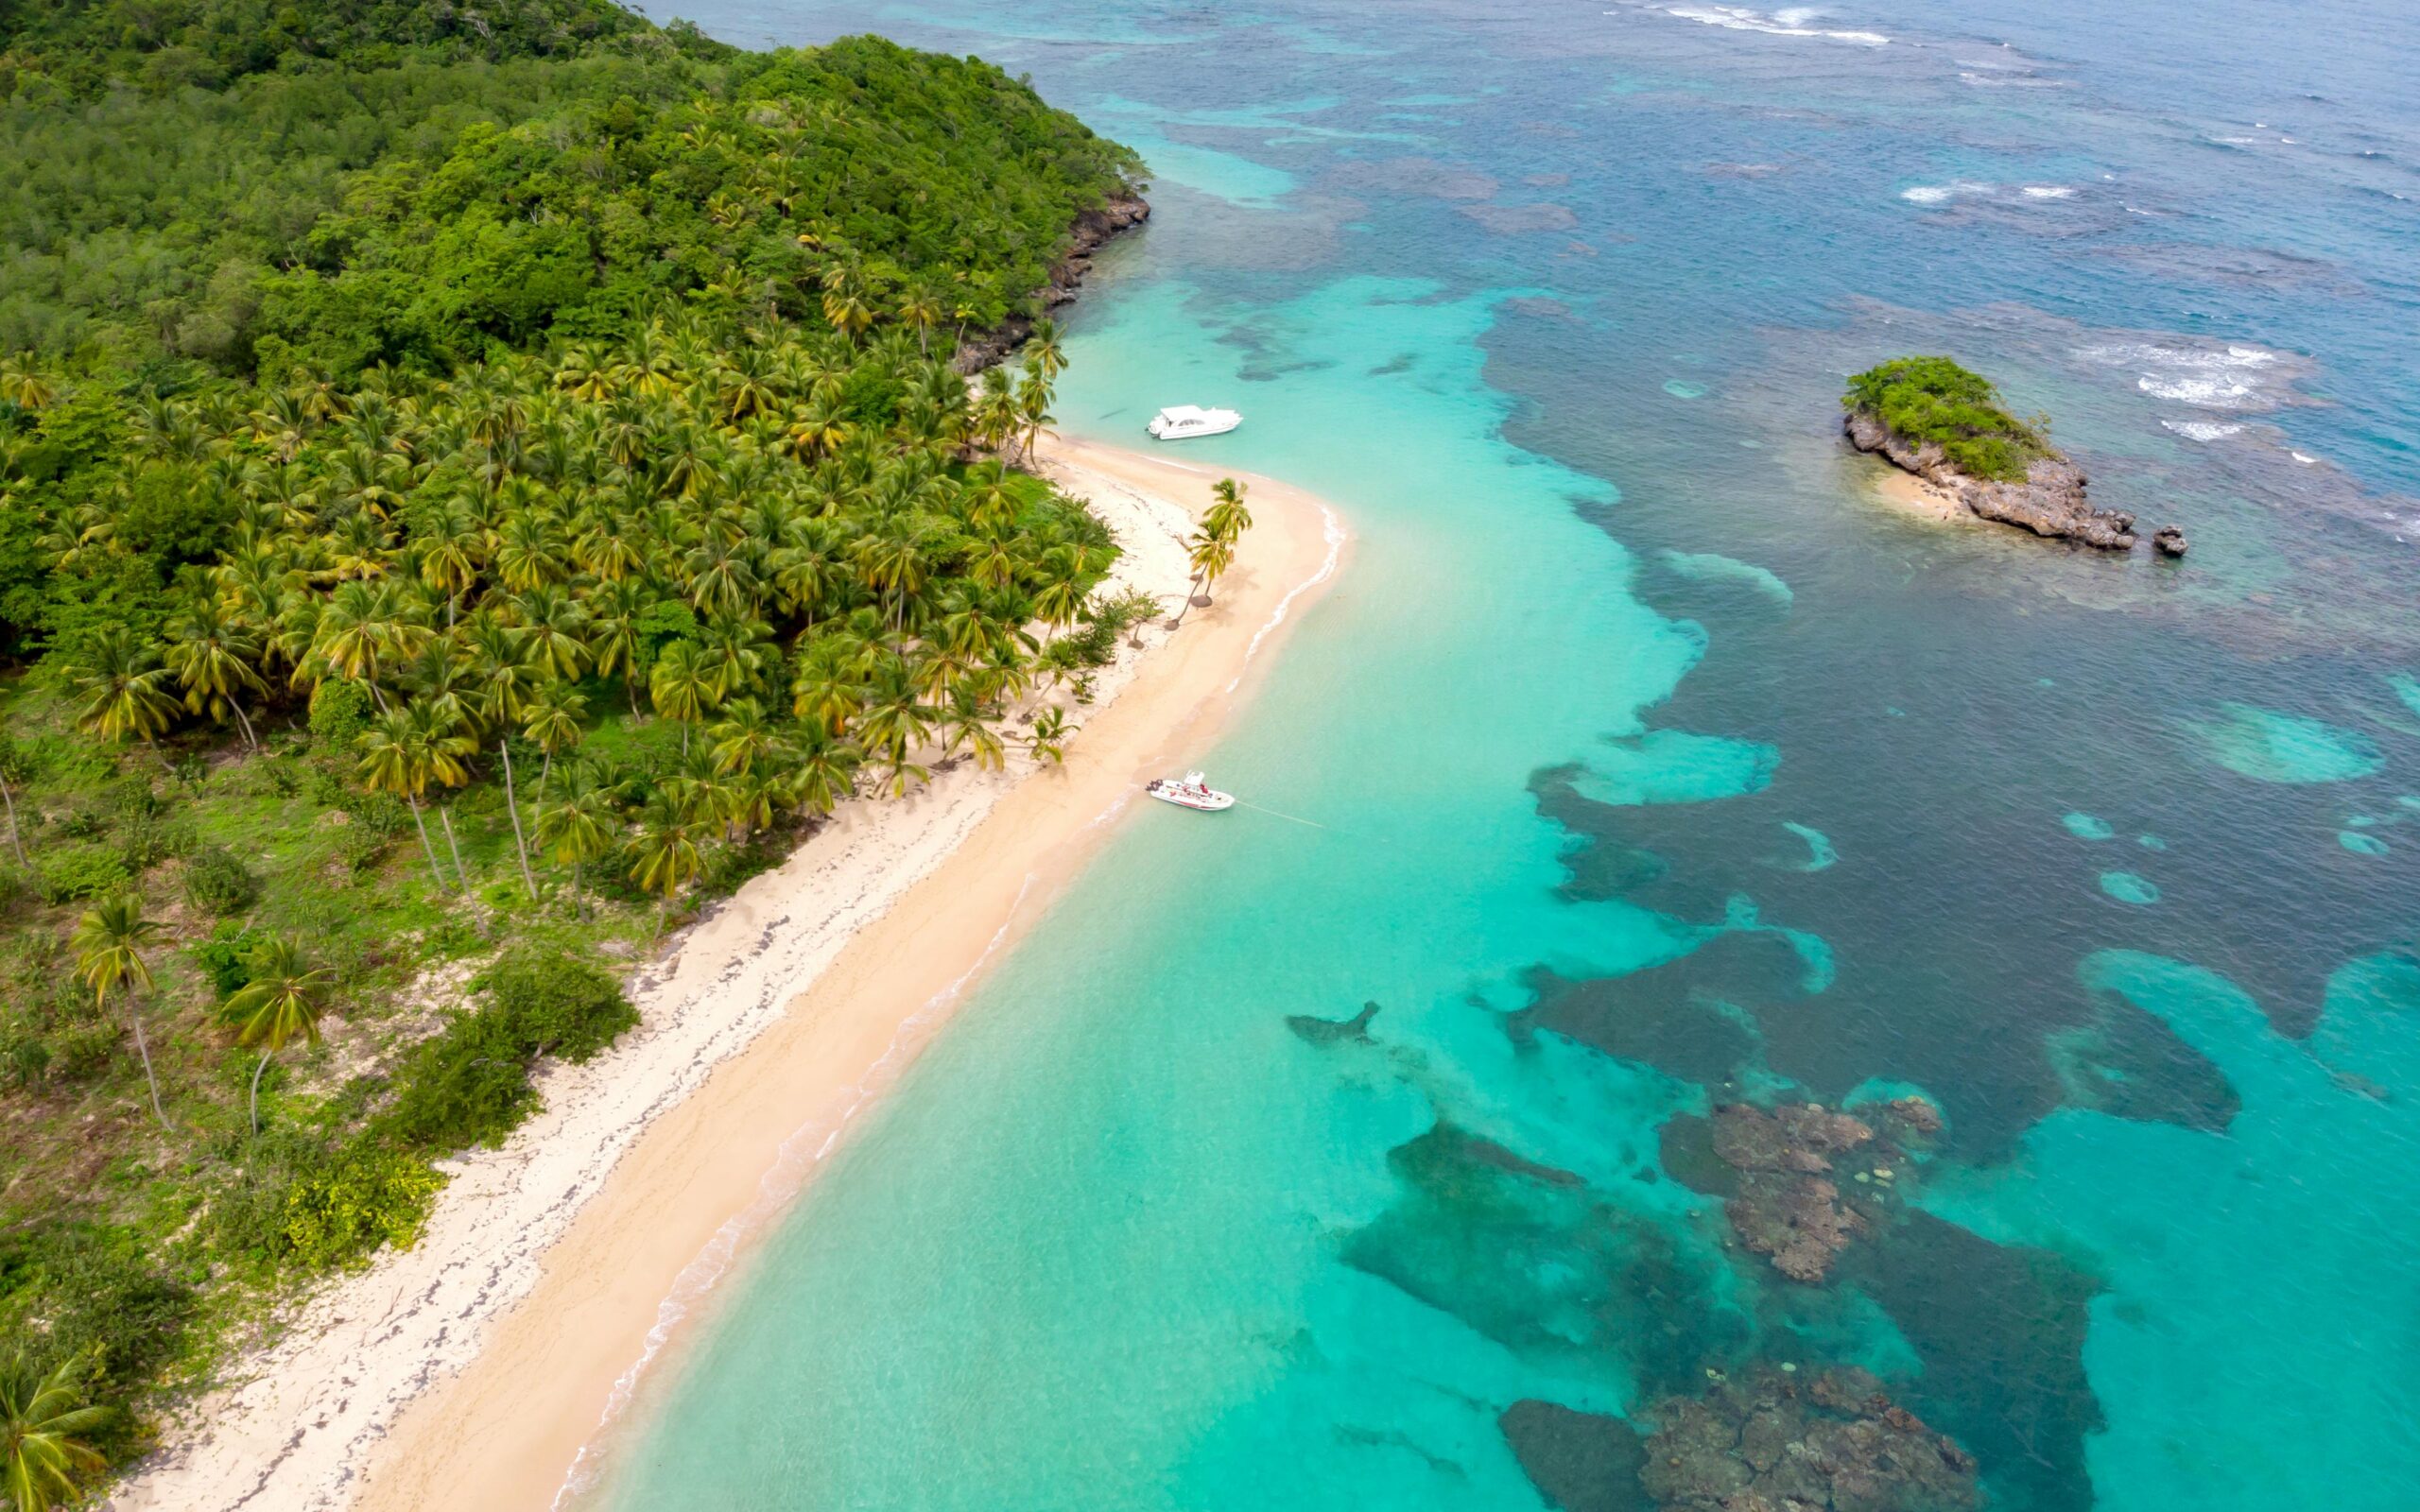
left=1844, top=409, right=2137, bottom=551
left=1709, top=1100, right=1937, bottom=1284
left=2153, top=524, right=2189, bottom=557
left=1638, top=1366, right=1979, bottom=1512
left=1287, top=999, right=1383, bottom=1046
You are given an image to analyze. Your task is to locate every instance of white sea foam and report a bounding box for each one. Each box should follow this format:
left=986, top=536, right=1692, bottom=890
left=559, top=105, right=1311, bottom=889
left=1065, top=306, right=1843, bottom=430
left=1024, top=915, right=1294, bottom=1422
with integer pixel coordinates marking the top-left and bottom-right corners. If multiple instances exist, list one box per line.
left=2162, top=419, right=2244, bottom=441
left=1658, top=5, right=1891, bottom=46
left=2082, top=341, right=2287, bottom=410
left=2020, top=184, right=2076, bottom=199
left=1900, top=180, right=1994, bottom=204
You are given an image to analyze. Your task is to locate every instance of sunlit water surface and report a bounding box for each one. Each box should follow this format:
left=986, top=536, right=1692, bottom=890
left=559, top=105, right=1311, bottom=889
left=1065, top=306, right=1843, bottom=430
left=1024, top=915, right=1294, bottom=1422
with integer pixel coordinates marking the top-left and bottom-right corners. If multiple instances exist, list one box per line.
left=596, top=3, right=2420, bottom=1507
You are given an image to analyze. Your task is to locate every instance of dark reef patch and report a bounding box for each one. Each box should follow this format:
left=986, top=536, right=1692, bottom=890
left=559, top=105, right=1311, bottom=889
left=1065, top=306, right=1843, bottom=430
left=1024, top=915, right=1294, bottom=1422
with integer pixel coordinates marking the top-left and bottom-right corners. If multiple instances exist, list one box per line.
left=1833, top=1212, right=2104, bottom=1512
left=1341, top=1123, right=1743, bottom=1399
left=1501, top=1400, right=1652, bottom=1512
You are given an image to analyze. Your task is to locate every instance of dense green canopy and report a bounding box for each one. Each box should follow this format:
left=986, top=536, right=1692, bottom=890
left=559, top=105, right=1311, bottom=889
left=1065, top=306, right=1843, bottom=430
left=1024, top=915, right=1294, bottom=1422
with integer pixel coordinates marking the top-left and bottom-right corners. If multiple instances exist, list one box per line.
left=0, top=4, right=1150, bottom=1486
left=1843, top=355, right=2049, bottom=484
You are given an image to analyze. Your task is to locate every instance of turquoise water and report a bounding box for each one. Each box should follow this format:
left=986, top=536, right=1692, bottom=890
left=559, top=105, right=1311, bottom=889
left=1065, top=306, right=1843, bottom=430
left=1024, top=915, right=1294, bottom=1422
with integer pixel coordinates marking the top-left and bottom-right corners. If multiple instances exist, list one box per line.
left=602, top=4, right=2420, bottom=1508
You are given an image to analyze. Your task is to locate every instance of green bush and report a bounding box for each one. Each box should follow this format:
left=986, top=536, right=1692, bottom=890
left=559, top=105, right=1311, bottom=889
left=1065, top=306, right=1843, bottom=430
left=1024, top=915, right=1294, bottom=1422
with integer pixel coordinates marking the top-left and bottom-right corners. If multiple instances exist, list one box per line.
left=277, top=1147, right=443, bottom=1272
left=50, top=1022, right=118, bottom=1081
left=182, top=846, right=260, bottom=916
left=38, top=844, right=130, bottom=903
left=308, top=679, right=375, bottom=752
left=1842, top=355, right=2048, bottom=484
left=192, top=924, right=264, bottom=998
left=379, top=1013, right=539, bottom=1152
left=485, top=949, right=636, bottom=1063
left=0, top=1224, right=196, bottom=1400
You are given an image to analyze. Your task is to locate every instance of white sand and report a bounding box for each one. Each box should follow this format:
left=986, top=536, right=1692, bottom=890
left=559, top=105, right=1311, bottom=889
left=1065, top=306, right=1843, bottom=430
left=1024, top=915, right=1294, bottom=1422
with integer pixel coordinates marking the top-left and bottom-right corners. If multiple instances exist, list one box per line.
left=108, top=438, right=1345, bottom=1512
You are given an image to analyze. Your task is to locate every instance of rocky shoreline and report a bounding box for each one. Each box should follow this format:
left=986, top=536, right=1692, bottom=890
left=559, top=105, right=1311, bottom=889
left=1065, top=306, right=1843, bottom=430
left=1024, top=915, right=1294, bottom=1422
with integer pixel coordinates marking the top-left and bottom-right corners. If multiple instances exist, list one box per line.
left=955, top=192, right=1151, bottom=371
left=1844, top=409, right=2182, bottom=556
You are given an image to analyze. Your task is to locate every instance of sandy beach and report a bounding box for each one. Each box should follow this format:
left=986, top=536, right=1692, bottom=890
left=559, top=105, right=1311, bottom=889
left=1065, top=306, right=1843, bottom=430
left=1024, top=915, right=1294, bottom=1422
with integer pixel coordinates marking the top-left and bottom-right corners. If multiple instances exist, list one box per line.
left=110, top=437, right=1345, bottom=1512
left=1860, top=458, right=1974, bottom=524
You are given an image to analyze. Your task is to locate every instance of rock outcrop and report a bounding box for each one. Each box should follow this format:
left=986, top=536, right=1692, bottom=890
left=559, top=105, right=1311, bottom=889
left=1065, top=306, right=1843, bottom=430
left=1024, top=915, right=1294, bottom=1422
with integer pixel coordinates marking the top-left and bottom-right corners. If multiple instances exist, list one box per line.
left=2152, top=525, right=2188, bottom=558
left=1712, top=1098, right=1939, bottom=1284
left=954, top=193, right=1150, bottom=372
left=1639, top=1366, right=1980, bottom=1512
left=1844, top=409, right=2138, bottom=551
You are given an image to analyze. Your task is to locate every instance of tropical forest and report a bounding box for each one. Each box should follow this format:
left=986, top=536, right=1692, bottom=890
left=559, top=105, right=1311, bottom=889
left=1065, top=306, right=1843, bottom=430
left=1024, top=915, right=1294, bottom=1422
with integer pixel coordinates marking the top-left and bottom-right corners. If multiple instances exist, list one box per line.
left=0, top=0, right=1149, bottom=1496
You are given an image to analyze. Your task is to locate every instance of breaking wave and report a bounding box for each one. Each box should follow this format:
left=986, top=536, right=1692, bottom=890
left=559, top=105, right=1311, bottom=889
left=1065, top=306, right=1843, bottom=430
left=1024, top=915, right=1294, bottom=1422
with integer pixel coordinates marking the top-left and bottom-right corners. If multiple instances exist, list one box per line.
left=1657, top=6, right=1891, bottom=46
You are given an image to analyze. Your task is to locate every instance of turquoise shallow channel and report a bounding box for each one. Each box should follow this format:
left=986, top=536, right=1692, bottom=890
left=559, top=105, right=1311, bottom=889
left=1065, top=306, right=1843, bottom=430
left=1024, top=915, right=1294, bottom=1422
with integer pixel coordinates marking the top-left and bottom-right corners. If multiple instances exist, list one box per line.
left=597, top=3, right=2420, bottom=1509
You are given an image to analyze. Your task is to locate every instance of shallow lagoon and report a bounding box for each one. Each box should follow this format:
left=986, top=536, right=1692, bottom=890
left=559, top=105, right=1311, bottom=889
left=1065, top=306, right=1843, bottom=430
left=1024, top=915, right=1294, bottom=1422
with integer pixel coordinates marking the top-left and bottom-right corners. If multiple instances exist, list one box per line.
left=601, top=3, right=2420, bottom=1507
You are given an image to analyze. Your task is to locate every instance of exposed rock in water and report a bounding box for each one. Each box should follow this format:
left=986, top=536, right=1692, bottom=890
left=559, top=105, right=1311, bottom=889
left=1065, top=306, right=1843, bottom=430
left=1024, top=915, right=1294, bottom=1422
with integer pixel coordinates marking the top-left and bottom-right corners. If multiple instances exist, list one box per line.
left=1288, top=999, right=1383, bottom=1046
left=1844, top=409, right=2137, bottom=551
left=2153, top=525, right=2189, bottom=557
left=1710, top=1099, right=1938, bottom=1284
left=954, top=193, right=1150, bottom=373
left=1639, top=1366, right=1979, bottom=1512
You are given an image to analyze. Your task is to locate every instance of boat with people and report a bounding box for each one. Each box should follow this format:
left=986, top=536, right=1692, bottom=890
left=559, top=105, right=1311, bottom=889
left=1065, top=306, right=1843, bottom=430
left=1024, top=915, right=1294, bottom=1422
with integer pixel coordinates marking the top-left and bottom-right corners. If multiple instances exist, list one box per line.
left=1145, top=771, right=1235, bottom=811
left=1148, top=404, right=1242, bottom=440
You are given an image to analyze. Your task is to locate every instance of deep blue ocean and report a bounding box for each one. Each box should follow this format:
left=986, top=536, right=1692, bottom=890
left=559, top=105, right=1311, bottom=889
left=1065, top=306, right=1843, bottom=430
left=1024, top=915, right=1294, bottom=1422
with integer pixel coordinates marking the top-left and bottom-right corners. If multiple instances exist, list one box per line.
left=595, top=3, right=2420, bottom=1507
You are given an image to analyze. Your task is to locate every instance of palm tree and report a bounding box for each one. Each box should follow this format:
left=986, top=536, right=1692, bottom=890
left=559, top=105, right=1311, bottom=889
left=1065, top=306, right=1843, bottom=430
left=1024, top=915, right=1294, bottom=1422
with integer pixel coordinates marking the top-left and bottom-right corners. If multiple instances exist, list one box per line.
left=784, top=726, right=862, bottom=816
left=164, top=597, right=267, bottom=751
left=70, top=896, right=171, bottom=1132
left=535, top=763, right=619, bottom=919
left=1028, top=706, right=1077, bottom=765
left=624, top=799, right=704, bottom=939
left=1025, top=317, right=1067, bottom=381
left=1, top=1351, right=112, bottom=1512
left=0, top=739, right=30, bottom=869
left=354, top=707, right=452, bottom=893
left=1170, top=528, right=1236, bottom=628
left=222, top=935, right=329, bottom=1136
left=407, top=697, right=478, bottom=892
left=466, top=622, right=543, bottom=899
left=1203, top=476, right=1253, bottom=544
left=522, top=682, right=587, bottom=794
left=66, top=628, right=182, bottom=768
left=649, top=641, right=717, bottom=753
left=1014, top=369, right=1055, bottom=461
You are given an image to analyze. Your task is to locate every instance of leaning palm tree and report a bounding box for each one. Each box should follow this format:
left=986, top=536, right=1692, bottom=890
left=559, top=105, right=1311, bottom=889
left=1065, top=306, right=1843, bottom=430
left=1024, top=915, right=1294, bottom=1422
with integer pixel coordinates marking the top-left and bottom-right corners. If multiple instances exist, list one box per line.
left=66, top=628, right=182, bottom=769
left=221, top=936, right=329, bottom=1136
left=70, top=896, right=171, bottom=1132
left=164, top=597, right=268, bottom=751
left=1169, top=529, right=1236, bottom=629
left=1203, top=476, right=1254, bottom=545
left=1, top=1351, right=112, bottom=1512
left=354, top=707, right=451, bottom=893
left=406, top=697, right=478, bottom=892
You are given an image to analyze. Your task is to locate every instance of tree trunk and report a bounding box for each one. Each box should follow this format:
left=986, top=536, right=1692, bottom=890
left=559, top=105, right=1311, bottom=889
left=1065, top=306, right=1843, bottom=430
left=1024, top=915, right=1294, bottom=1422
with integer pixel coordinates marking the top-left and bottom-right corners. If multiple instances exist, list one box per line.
left=628, top=677, right=642, bottom=718
left=233, top=698, right=258, bottom=753
left=1169, top=574, right=1204, bottom=628
left=438, top=802, right=468, bottom=893
left=538, top=748, right=554, bottom=799
left=0, top=774, right=26, bottom=867
left=571, top=857, right=584, bottom=921
left=407, top=795, right=448, bottom=893
left=500, top=740, right=537, bottom=900
left=249, top=1049, right=270, bottom=1136
left=129, top=997, right=172, bottom=1132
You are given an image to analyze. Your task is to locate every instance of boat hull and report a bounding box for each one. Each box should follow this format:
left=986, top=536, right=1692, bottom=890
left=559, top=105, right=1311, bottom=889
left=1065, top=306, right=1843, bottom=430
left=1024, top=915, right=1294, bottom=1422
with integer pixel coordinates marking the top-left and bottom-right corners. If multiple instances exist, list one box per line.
left=1147, top=420, right=1240, bottom=441
left=1145, top=782, right=1236, bottom=812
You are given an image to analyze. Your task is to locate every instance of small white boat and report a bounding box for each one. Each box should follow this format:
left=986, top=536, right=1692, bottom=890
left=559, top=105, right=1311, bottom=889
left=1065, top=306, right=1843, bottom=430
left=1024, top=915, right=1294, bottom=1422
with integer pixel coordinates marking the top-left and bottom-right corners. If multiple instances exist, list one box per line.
left=1145, top=771, right=1235, bottom=812
left=1148, top=404, right=1241, bottom=441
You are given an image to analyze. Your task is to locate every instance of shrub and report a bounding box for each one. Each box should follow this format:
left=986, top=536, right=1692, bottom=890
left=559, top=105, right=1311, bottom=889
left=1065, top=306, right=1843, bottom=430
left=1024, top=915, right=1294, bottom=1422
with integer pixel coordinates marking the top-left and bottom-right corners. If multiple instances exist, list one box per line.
left=486, top=950, right=636, bottom=1063
left=50, top=1022, right=118, bottom=1081
left=191, top=923, right=263, bottom=998
left=38, top=843, right=130, bottom=903
left=277, top=1146, right=443, bottom=1271
left=182, top=845, right=259, bottom=915
left=0, top=1224, right=197, bottom=1399
left=307, top=679, right=374, bottom=752
left=379, top=1013, right=538, bottom=1152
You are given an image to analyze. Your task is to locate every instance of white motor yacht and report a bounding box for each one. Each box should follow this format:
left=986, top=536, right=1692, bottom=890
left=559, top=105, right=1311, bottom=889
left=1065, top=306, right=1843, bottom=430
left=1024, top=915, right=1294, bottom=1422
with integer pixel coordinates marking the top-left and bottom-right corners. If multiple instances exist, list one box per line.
left=1145, top=771, right=1236, bottom=812
left=1147, top=404, right=1241, bottom=441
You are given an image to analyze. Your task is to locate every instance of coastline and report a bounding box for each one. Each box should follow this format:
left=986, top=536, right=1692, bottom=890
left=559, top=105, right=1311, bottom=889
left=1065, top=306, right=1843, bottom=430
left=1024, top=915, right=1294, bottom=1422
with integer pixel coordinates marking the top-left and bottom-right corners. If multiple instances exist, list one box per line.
left=109, top=437, right=1345, bottom=1512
